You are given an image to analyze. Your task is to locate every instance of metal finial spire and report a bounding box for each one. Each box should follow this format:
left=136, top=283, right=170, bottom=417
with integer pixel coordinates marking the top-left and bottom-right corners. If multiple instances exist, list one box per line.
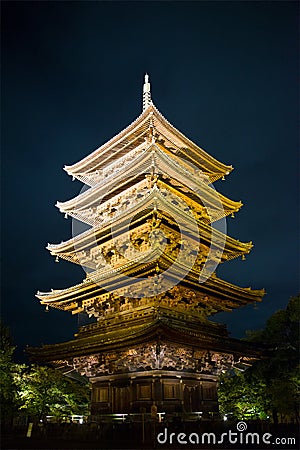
left=143, top=73, right=152, bottom=111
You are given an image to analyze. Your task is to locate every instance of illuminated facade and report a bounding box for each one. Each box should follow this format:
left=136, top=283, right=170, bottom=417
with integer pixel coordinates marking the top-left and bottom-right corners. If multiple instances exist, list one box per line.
left=32, top=75, right=264, bottom=416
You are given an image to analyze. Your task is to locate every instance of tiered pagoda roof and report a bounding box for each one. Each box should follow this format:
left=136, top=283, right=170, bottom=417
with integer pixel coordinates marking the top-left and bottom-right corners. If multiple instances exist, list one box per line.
left=30, top=76, right=267, bottom=415
left=63, top=104, right=233, bottom=186
left=36, top=74, right=264, bottom=331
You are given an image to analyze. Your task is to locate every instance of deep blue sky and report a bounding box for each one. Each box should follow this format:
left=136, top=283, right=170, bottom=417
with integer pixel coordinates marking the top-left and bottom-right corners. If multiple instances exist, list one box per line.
left=1, top=1, right=299, bottom=359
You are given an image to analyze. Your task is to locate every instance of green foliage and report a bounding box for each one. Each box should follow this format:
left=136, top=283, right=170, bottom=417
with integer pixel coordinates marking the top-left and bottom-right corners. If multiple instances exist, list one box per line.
left=0, top=322, right=22, bottom=422
left=14, top=365, right=90, bottom=420
left=250, top=295, right=300, bottom=421
left=0, top=321, right=90, bottom=423
left=218, top=369, right=269, bottom=420
left=219, top=295, right=300, bottom=422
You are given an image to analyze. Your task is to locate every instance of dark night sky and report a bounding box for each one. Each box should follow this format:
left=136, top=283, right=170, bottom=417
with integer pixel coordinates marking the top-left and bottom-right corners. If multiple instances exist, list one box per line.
left=1, top=1, right=299, bottom=360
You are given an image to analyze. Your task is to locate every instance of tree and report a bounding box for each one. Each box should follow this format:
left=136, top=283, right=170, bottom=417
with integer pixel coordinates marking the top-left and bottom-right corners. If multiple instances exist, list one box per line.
left=0, top=322, right=90, bottom=425
left=0, top=321, right=22, bottom=426
left=218, top=369, right=269, bottom=420
left=219, top=295, right=300, bottom=423
left=248, top=295, right=300, bottom=423
left=14, top=365, right=90, bottom=421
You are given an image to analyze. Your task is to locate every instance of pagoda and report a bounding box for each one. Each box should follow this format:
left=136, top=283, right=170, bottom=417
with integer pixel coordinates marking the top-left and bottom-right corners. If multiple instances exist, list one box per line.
left=32, top=75, right=264, bottom=417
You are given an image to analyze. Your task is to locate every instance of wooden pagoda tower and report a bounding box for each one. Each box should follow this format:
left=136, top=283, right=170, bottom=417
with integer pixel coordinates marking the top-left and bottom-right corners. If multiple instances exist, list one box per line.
left=32, top=75, right=264, bottom=417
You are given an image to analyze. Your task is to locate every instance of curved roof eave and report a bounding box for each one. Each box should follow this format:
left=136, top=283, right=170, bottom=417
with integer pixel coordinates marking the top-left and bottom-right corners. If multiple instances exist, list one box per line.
left=64, top=103, right=232, bottom=178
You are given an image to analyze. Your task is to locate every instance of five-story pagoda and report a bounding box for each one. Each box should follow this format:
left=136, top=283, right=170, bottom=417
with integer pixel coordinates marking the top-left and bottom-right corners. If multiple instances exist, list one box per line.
left=32, top=75, right=264, bottom=417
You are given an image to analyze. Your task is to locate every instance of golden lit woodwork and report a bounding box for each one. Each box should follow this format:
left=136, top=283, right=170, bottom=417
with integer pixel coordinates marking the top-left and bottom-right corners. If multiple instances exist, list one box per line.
left=31, top=75, right=265, bottom=416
